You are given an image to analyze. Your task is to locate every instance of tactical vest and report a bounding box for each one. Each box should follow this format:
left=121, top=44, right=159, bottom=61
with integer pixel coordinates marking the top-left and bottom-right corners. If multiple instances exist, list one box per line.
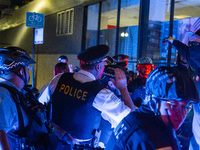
left=51, top=73, right=104, bottom=139
left=0, top=83, right=56, bottom=150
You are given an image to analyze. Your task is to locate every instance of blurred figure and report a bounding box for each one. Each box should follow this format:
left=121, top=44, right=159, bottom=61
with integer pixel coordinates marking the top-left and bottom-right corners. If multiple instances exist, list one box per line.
left=112, top=54, right=129, bottom=69
left=106, top=66, right=199, bottom=150
left=58, top=55, right=68, bottom=63
left=40, top=62, right=69, bottom=96
left=105, top=56, right=114, bottom=66
left=163, top=29, right=200, bottom=150
left=54, top=62, right=69, bottom=76
left=128, top=57, right=156, bottom=108
left=73, top=66, right=80, bottom=73
left=58, top=55, right=73, bottom=73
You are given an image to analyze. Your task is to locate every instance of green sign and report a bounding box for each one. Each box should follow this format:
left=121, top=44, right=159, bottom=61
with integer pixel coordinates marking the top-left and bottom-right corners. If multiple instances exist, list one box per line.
left=26, top=12, right=44, bottom=28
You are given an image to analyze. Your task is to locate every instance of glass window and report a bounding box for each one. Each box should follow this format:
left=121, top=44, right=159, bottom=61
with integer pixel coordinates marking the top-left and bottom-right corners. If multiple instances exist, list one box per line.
left=85, top=3, right=100, bottom=48
left=148, top=0, right=172, bottom=66
left=118, top=0, right=140, bottom=72
left=99, top=0, right=118, bottom=57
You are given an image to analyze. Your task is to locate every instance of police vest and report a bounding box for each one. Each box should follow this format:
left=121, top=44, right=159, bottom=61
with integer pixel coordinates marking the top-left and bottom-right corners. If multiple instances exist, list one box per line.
left=51, top=73, right=104, bottom=139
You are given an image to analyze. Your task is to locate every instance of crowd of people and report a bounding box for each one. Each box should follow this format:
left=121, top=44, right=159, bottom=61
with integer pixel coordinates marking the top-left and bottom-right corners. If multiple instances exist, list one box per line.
left=0, top=29, right=200, bottom=150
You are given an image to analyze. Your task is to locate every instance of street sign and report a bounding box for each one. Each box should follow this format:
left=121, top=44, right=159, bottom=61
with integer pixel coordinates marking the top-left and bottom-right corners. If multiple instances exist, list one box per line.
left=34, top=28, right=44, bottom=44
left=26, top=12, right=45, bottom=28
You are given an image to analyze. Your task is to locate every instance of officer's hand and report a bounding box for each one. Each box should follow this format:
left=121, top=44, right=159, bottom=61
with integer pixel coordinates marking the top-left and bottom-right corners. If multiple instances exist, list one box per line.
left=110, top=68, right=127, bottom=90
left=162, top=36, right=175, bottom=44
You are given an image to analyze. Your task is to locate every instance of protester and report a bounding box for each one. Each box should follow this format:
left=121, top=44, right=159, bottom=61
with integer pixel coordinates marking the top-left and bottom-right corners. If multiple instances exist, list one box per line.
left=106, top=66, right=199, bottom=150
left=39, top=45, right=134, bottom=149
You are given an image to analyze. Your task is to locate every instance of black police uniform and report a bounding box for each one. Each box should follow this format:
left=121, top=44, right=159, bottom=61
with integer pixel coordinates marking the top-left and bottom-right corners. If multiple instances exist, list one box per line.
left=51, top=73, right=104, bottom=139
left=106, top=106, right=180, bottom=150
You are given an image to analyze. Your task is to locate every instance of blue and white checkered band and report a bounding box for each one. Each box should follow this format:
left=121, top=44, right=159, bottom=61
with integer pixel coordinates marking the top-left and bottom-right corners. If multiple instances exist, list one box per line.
left=0, top=62, right=26, bottom=70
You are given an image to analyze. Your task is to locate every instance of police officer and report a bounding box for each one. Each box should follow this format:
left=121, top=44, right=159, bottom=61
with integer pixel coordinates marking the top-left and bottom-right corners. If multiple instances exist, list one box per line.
left=106, top=66, right=199, bottom=150
left=0, top=47, right=54, bottom=149
left=112, top=54, right=129, bottom=69
left=128, top=57, right=155, bottom=108
left=39, top=45, right=134, bottom=149
left=163, top=30, right=200, bottom=150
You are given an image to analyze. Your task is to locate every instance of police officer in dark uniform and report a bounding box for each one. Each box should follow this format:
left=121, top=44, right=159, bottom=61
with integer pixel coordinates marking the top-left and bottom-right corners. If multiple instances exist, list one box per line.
left=128, top=57, right=156, bottom=108
left=106, top=66, right=199, bottom=150
left=0, top=47, right=56, bottom=149
left=112, top=54, right=129, bottom=69
left=163, top=30, right=200, bottom=150
left=39, top=45, right=134, bottom=149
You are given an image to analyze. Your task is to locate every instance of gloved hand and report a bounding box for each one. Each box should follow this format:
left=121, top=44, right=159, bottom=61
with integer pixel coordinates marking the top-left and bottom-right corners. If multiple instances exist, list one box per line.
left=162, top=36, right=175, bottom=44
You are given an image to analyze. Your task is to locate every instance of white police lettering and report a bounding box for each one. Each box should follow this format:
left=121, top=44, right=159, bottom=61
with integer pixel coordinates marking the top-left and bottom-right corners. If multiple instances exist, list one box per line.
left=114, top=123, right=127, bottom=140
left=59, top=84, right=88, bottom=101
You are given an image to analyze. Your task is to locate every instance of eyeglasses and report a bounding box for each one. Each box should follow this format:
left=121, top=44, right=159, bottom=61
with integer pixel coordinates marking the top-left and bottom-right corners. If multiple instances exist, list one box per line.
left=162, top=99, right=193, bottom=113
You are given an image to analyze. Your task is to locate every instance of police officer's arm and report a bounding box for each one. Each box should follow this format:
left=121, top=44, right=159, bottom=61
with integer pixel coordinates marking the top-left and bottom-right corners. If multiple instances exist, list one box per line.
left=111, top=68, right=135, bottom=111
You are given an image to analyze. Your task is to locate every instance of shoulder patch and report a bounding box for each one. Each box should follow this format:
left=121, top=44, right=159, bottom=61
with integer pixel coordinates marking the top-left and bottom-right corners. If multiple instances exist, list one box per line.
left=111, top=94, right=120, bottom=103
left=114, top=120, right=131, bottom=142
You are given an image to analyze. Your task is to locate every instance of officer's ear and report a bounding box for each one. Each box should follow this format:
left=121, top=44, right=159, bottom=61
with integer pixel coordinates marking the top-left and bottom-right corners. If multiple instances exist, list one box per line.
left=19, top=67, right=25, bottom=76
left=95, top=63, right=100, bottom=71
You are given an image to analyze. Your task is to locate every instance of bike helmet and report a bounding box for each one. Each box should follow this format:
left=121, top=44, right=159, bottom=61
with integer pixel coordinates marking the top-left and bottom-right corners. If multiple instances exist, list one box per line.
left=0, top=46, right=35, bottom=73
left=145, top=66, right=199, bottom=103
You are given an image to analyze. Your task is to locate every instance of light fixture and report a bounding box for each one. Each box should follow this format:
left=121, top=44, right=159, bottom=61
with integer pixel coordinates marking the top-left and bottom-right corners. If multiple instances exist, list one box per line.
left=121, top=32, right=129, bottom=37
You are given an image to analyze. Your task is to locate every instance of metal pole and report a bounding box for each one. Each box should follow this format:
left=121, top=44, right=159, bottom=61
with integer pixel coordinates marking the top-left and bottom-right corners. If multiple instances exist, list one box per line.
left=97, top=2, right=102, bottom=45
left=167, top=0, right=175, bottom=65
left=32, top=28, right=35, bottom=88
left=115, top=0, right=121, bottom=56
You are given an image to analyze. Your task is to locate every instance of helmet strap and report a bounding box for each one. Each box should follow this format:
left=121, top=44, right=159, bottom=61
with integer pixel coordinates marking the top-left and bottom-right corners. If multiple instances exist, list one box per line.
left=165, top=109, right=174, bottom=129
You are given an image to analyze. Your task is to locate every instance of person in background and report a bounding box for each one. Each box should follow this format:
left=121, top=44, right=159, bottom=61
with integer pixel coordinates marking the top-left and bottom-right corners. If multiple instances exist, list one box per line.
left=58, top=55, right=68, bottom=63
left=106, top=66, right=199, bottom=150
left=54, top=62, right=69, bottom=76
left=112, top=54, right=129, bottom=69
left=163, top=29, right=200, bottom=150
left=39, top=45, right=134, bottom=149
left=0, top=47, right=56, bottom=149
left=40, top=62, right=69, bottom=96
left=128, top=57, right=156, bottom=108
left=58, top=55, right=73, bottom=73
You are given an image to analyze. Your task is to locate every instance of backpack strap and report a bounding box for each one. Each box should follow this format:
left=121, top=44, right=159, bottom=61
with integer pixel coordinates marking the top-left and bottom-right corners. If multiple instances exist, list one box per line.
left=0, top=83, right=24, bottom=136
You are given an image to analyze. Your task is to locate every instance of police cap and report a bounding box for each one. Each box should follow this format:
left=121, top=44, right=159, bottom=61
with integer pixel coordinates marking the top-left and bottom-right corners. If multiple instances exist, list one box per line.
left=77, top=45, right=109, bottom=64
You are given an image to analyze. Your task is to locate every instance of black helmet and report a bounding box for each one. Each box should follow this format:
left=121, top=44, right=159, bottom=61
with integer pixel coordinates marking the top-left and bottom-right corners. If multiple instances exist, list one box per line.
left=0, top=46, right=35, bottom=72
left=145, top=66, right=199, bottom=103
